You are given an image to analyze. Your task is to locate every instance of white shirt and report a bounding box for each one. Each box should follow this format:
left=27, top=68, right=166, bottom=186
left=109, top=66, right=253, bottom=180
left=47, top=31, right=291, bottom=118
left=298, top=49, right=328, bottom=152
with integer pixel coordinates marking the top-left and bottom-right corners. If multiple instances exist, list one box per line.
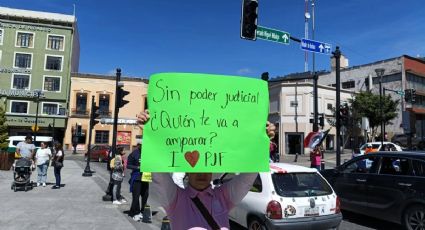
left=36, top=148, right=52, bottom=166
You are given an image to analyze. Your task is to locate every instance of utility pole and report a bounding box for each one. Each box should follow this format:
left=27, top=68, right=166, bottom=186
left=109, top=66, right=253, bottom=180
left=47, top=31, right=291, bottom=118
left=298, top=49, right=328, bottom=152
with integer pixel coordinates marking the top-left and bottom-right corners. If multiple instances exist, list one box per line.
left=311, top=0, right=319, bottom=133
left=111, top=69, right=121, bottom=159
left=333, top=47, right=342, bottom=166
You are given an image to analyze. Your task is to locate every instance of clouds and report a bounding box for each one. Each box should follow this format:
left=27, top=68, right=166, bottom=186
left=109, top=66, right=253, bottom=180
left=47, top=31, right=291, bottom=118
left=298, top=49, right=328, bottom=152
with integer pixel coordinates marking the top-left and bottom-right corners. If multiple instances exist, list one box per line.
left=237, top=68, right=253, bottom=75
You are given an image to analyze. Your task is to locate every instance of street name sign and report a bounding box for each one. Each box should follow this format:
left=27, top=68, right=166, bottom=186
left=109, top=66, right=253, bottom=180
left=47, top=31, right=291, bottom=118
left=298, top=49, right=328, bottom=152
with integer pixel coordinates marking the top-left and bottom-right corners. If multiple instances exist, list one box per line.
left=301, top=38, right=332, bottom=55
left=256, top=26, right=290, bottom=45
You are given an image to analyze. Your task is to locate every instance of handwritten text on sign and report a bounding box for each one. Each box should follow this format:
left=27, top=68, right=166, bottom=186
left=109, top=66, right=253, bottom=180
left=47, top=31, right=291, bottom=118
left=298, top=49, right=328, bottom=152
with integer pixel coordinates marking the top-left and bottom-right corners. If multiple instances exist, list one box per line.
left=141, top=73, right=269, bottom=172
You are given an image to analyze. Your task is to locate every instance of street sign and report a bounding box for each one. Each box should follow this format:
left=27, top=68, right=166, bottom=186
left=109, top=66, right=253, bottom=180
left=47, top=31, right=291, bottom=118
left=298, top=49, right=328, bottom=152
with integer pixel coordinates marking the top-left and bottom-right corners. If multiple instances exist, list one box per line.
left=397, top=90, right=405, bottom=96
left=301, top=38, right=332, bottom=55
left=256, top=26, right=290, bottom=45
left=31, top=125, right=39, bottom=132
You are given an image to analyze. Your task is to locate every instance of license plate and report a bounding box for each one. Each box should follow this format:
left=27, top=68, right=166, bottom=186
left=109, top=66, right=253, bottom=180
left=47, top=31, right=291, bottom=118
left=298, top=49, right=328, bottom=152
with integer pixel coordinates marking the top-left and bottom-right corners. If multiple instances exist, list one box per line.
left=304, top=207, right=319, bottom=216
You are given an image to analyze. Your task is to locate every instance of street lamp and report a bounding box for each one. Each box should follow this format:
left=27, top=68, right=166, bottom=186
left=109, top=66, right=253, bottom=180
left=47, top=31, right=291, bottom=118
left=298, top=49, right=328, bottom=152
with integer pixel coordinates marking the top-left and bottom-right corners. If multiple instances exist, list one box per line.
left=375, top=68, right=385, bottom=147
left=33, top=89, right=43, bottom=143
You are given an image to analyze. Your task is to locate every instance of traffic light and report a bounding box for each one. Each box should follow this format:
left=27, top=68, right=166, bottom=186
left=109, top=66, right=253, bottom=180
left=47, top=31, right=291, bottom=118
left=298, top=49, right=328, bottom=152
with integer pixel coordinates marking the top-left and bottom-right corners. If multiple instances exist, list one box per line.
left=240, top=0, right=258, bottom=40
left=90, top=102, right=100, bottom=128
left=261, top=72, right=269, bottom=81
left=411, top=89, right=416, bottom=104
left=340, top=104, right=349, bottom=127
left=404, top=89, right=412, bottom=102
left=117, top=85, right=130, bottom=108
left=319, top=115, right=324, bottom=127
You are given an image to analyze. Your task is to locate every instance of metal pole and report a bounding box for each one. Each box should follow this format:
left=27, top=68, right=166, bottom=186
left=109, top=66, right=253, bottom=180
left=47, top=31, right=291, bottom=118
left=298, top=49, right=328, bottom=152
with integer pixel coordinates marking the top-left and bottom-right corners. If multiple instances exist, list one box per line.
left=304, top=0, right=309, bottom=72
left=333, top=47, right=342, bottom=166
left=313, top=73, right=319, bottom=132
left=83, top=96, right=95, bottom=177
left=34, top=91, right=40, bottom=143
left=383, top=88, right=386, bottom=141
left=112, top=68, right=121, bottom=159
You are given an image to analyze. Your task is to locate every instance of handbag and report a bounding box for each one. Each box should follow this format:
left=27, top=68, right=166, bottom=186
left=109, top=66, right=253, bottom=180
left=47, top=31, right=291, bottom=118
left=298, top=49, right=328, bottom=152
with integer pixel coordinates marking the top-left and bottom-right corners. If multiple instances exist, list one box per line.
left=191, top=196, right=221, bottom=230
left=55, top=161, right=63, bottom=168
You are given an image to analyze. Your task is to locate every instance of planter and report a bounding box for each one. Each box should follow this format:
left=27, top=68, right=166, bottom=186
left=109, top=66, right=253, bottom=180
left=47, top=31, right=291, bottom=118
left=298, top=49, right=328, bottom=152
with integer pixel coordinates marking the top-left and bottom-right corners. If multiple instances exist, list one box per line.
left=0, top=150, right=14, bottom=171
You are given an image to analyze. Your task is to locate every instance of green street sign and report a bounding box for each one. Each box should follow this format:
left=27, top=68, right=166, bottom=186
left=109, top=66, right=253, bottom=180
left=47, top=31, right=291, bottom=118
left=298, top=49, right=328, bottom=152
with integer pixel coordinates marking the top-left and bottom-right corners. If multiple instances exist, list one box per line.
left=397, top=90, right=405, bottom=96
left=256, top=26, right=290, bottom=45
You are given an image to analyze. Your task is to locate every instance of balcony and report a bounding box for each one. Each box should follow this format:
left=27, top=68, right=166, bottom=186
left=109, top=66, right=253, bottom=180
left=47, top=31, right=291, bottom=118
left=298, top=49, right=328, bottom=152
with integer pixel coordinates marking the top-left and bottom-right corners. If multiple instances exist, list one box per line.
left=71, top=108, right=89, bottom=118
left=98, top=109, right=112, bottom=118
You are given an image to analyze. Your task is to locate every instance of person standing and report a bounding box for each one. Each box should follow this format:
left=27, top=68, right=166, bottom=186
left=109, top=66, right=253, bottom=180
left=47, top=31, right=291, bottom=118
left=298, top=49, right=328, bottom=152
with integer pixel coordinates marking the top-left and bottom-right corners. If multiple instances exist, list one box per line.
left=127, top=140, right=150, bottom=222
left=35, top=142, right=52, bottom=187
left=52, top=143, right=64, bottom=189
left=16, top=135, right=36, bottom=160
left=111, top=147, right=125, bottom=205
left=310, top=145, right=322, bottom=170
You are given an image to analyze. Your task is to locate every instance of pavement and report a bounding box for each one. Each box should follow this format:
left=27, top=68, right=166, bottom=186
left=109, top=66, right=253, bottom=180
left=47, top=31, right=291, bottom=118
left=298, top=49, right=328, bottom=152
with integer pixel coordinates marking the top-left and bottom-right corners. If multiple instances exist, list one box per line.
left=0, top=158, right=164, bottom=230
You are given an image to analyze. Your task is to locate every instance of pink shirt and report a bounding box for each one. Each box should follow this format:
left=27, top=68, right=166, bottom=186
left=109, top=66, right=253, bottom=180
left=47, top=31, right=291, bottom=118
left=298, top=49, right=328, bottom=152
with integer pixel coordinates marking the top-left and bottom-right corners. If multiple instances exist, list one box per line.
left=152, top=173, right=257, bottom=230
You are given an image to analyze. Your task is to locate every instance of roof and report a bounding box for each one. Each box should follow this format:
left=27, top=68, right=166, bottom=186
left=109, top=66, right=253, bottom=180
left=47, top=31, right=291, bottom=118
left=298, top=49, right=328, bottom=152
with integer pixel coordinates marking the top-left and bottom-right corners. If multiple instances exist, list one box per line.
left=0, top=6, right=75, bottom=23
left=269, top=163, right=317, bottom=174
left=72, top=72, right=149, bottom=83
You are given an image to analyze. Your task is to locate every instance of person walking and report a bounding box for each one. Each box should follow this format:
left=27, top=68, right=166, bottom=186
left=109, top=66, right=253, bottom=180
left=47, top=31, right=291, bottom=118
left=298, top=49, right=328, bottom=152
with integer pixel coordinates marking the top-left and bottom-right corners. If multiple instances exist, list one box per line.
left=111, top=147, right=125, bottom=205
left=137, top=110, right=276, bottom=229
left=127, top=140, right=150, bottom=222
left=35, top=142, right=52, bottom=187
left=51, top=143, right=64, bottom=189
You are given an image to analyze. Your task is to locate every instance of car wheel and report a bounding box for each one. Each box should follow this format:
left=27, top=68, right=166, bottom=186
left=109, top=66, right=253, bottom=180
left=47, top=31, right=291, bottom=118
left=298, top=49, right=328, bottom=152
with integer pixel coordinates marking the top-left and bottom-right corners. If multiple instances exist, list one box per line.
left=403, top=204, right=425, bottom=230
left=248, top=217, right=267, bottom=230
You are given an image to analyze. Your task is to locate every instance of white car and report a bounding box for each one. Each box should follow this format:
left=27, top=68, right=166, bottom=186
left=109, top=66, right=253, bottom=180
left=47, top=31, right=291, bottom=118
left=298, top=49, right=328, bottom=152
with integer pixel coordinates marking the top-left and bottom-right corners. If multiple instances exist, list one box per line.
left=353, top=142, right=403, bottom=158
left=221, top=163, right=342, bottom=230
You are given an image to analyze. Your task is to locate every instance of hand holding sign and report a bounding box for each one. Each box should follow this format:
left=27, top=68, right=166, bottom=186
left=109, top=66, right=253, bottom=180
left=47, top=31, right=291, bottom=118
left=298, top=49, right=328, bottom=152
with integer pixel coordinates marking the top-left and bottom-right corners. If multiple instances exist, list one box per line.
left=140, top=73, right=270, bottom=173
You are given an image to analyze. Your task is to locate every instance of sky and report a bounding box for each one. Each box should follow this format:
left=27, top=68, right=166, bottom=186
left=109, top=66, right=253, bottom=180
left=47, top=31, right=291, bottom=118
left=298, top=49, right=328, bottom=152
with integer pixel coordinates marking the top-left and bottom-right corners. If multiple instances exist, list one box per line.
left=2, top=0, right=425, bottom=79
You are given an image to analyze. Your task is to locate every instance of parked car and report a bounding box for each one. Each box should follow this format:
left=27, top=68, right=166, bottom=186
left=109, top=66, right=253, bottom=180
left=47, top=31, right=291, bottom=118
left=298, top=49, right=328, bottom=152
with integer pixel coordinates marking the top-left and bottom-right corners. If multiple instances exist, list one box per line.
left=321, top=152, right=425, bottom=230
left=84, top=145, right=110, bottom=162
left=353, top=142, right=402, bottom=158
left=391, top=134, right=425, bottom=150
left=218, top=163, right=342, bottom=230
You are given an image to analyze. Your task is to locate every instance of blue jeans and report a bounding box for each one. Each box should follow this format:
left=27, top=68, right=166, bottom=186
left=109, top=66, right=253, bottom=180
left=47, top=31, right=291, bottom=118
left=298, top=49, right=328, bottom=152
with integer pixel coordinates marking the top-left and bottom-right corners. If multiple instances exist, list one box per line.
left=113, top=180, right=122, bottom=201
left=37, top=163, right=48, bottom=184
left=54, top=166, right=62, bottom=186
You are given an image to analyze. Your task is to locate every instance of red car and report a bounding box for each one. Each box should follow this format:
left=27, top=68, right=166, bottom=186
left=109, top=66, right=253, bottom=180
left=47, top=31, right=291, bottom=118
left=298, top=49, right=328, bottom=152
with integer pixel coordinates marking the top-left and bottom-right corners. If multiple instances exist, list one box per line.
left=84, top=145, right=110, bottom=162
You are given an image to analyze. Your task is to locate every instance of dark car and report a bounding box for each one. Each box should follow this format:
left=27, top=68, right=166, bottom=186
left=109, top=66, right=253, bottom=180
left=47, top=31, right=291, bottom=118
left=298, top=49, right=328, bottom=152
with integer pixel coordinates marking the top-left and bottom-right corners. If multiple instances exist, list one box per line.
left=84, top=145, right=110, bottom=162
left=321, top=152, right=425, bottom=230
left=391, top=134, right=425, bottom=150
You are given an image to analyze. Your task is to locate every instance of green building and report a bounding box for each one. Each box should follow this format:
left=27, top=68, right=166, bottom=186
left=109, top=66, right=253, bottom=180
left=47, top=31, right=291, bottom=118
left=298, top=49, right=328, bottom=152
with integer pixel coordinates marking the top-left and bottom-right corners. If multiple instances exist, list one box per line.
left=0, top=6, right=79, bottom=143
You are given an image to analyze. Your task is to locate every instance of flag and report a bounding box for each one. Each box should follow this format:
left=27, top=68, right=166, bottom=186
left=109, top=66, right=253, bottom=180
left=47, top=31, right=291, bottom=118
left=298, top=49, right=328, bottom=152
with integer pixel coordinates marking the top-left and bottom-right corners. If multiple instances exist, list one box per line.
left=304, top=129, right=330, bottom=149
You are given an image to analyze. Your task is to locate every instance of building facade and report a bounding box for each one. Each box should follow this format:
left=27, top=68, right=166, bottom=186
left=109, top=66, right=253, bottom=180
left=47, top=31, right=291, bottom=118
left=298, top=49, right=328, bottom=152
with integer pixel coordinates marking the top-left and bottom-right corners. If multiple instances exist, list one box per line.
left=64, top=73, right=148, bottom=152
left=317, top=55, right=425, bottom=140
left=0, top=7, right=79, bottom=142
left=268, top=80, right=352, bottom=156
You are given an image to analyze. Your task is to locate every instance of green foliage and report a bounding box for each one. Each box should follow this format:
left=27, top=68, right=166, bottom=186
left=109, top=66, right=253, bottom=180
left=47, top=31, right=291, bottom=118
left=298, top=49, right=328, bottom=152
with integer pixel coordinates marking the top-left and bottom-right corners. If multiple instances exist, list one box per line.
left=0, top=106, right=8, bottom=150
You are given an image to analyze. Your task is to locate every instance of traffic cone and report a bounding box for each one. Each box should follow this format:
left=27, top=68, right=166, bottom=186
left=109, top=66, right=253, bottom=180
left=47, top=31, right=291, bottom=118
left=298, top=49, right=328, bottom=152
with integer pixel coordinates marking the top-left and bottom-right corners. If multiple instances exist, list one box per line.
left=161, top=216, right=171, bottom=230
left=142, top=204, right=152, bottom=223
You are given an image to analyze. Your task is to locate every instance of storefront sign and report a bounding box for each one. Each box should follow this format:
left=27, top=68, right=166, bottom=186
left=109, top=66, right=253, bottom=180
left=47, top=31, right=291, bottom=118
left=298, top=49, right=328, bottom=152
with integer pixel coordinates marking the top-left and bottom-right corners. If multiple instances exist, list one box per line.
left=6, top=116, right=65, bottom=127
left=0, top=68, right=31, bottom=74
left=117, top=131, right=131, bottom=145
left=0, top=22, right=51, bottom=32
left=100, top=118, right=138, bottom=125
left=0, top=89, right=44, bottom=98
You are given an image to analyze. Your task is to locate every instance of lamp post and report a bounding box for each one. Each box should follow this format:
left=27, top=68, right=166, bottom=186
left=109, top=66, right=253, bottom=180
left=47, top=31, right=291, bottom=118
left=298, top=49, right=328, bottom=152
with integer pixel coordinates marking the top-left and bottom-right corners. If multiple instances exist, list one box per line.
left=33, top=89, right=43, bottom=143
left=375, top=68, right=385, bottom=147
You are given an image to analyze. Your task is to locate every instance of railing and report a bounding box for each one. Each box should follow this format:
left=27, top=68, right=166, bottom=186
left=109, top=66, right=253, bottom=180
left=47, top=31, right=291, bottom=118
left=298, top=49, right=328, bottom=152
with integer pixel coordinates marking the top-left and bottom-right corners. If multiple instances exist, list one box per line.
left=71, top=108, right=89, bottom=117
left=98, top=109, right=112, bottom=118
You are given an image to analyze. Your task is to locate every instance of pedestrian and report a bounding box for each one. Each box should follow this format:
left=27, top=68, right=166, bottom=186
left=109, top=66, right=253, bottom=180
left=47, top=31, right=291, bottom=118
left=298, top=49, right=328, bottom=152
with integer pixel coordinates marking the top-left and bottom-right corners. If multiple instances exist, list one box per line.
left=269, top=140, right=278, bottom=162
left=51, top=143, right=64, bottom=189
left=310, top=145, right=322, bottom=171
left=35, top=142, right=52, bottom=187
left=111, top=147, right=125, bottom=205
left=15, top=134, right=35, bottom=162
left=127, top=140, right=150, bottom=222
left=137, top=110, right=276, bottom=229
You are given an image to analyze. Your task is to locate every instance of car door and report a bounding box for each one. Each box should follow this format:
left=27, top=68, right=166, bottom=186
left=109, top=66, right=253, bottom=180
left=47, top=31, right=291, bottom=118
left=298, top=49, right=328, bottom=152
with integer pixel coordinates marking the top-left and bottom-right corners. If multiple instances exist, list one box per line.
left=332, top=155, right=379, bottom=213
left=366, top=156, right=415, bottom=222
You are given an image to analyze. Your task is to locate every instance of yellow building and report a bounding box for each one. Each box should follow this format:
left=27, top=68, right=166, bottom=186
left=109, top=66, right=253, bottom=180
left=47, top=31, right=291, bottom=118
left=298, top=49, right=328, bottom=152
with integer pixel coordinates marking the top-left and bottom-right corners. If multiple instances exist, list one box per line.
left=64, top=73, right=148, bottom=152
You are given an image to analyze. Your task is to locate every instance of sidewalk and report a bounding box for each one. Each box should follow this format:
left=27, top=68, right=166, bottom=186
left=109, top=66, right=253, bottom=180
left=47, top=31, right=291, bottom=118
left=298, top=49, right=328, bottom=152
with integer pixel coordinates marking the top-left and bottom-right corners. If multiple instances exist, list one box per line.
left=0, top=160, right=158, bottom=230
left=280, top=149, right=353, bottom=168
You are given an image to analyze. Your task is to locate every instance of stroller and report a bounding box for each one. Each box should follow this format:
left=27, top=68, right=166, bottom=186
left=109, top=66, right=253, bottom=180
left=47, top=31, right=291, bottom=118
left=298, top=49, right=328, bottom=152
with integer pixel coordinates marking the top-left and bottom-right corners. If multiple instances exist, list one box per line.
left=11, top=158, right=34, bottom=192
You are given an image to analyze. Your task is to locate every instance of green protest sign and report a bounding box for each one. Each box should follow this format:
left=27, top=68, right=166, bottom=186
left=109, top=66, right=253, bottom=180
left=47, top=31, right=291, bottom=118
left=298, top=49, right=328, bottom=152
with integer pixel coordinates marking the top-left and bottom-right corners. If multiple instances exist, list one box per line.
left=140, top=73, right=270, bottom=172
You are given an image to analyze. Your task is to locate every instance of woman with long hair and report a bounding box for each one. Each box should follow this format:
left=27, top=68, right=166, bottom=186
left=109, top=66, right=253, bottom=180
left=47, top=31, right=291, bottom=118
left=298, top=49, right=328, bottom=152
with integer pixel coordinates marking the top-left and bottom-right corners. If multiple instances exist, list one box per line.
left=52, top=143, right=64, bottom=189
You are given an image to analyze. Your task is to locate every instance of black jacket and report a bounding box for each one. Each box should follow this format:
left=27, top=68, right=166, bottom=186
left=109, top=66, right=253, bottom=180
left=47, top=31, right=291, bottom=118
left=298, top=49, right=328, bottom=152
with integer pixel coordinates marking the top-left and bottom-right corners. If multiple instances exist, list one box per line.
left=127, top=147, right=142, bottom=181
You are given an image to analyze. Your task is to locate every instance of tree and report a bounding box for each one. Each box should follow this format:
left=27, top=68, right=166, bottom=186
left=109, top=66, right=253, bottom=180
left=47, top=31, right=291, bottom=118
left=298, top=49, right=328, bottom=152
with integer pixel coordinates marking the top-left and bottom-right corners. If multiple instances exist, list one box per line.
left=350, top=91, right=399, bottom=141
left=0, top=106, right=8, bottom=151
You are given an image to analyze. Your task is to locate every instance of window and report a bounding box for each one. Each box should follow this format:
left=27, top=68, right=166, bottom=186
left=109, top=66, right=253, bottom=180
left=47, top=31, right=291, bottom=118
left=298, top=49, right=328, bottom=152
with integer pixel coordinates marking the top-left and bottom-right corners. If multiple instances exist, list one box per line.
left=47, top=35, right=64, bottom=50
left=95, top=131, right=109, bottom=144
left=342, top=80, right=355, bottom=89
left=343, top=156, right=380, bottom=174
left=14, top=53, right=32, bottom=69
left=0, top=29, right=3, bottom=45
left=378, top=157, right=412, bottom=175
left=272, top=172, right=333, bottom=197
left=99, top=94, right=110, bottom=117
left=42, top=103, right=58, bottom=115
left=76, top=93, right=88, bottom=115
left=43, top=76, right=61, bottom=92
left=290, top=101, right=298, bottom=107
left=412, top=160, right=425, bottom=177
left=45, top=55, right=63, bottom=71
left=250, top=174, right=262, bottom=193
left=16, top=32, right=34, bottom=47
left=12, top=74, right=30, bottom=89
left=11, top=101, right=29, bottom=114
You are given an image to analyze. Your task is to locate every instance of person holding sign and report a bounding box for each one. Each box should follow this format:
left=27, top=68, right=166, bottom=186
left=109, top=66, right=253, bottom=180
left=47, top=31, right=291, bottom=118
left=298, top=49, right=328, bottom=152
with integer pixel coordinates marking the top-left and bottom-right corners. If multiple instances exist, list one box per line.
left=137, top=110, right=275, bottom=230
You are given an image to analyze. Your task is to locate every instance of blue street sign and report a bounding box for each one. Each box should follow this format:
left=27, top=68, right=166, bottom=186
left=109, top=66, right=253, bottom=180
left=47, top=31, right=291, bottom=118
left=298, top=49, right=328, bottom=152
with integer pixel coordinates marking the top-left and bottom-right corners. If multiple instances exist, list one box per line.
left=301, top=38, right=332, bottom=55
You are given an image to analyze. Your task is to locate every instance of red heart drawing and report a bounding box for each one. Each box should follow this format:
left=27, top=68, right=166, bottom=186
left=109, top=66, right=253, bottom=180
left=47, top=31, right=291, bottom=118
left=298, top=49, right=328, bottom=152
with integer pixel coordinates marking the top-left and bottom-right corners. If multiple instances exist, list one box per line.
left=185, top=150, right=200, bottom=168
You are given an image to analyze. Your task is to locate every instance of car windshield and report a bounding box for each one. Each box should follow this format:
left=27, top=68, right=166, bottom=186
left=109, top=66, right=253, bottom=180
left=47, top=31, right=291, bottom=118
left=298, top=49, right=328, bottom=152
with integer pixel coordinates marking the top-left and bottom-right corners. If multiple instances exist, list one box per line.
left=272, top=172, right=333, bottom=197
